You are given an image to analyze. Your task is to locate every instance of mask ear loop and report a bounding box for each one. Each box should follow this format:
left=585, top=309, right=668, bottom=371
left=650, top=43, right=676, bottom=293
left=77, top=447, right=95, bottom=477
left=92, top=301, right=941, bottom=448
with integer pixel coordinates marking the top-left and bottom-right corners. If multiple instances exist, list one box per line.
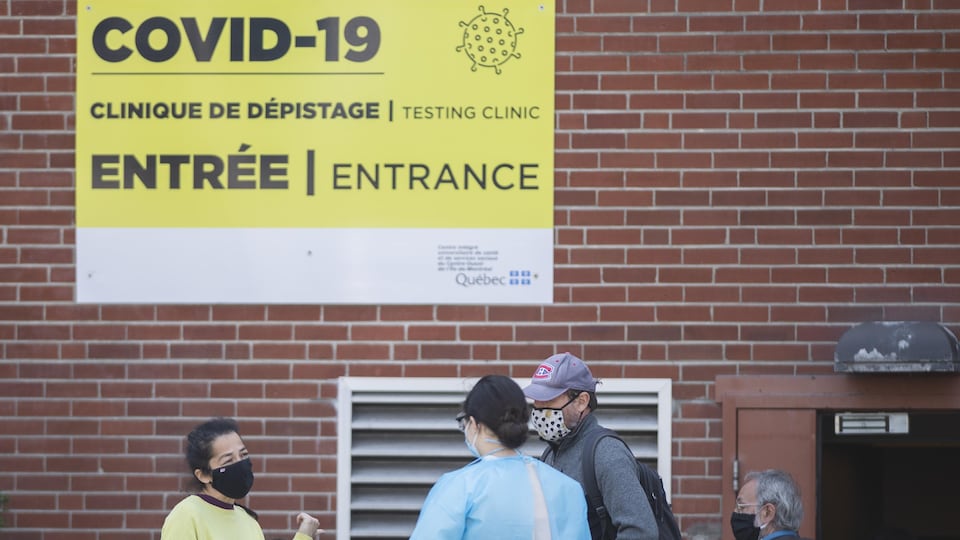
left=756, top=503, right=772, bottom=534
left=468, top=418, right=508, bottom=458
left=469, top=423, right=480, bottom=448
left=568, top=391, right=588, bottom=428
left=531, top=391, right=582, bottom=415
left=477, top=418, right=509, bottom=454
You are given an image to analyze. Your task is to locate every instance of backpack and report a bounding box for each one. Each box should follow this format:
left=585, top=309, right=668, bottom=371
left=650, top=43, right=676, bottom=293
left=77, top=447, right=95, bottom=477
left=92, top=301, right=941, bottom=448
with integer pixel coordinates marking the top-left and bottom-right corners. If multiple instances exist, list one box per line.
left=578, top=428, right=682, bottom=540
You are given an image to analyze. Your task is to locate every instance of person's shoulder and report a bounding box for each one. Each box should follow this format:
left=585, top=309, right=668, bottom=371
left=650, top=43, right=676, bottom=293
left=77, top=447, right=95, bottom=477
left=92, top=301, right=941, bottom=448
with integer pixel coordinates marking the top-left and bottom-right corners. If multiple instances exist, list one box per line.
left=168, top=494, right=202, bottom=512
left=434, top=460, right=482, bottom=485
left=531, top=457, right=577, bottom=483
left=592, top=429, right=633, bottom=456
left=163, top=494, right=203, bottom=527
left=590, top=431, right=640, bottom=477
left=532, top=459, right=588, bottom=506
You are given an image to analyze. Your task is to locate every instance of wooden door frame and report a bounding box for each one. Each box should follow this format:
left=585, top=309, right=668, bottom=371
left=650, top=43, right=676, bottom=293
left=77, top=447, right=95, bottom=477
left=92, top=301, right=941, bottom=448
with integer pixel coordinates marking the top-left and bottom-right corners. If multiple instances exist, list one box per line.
left=716, top=374, right=960, bottom=539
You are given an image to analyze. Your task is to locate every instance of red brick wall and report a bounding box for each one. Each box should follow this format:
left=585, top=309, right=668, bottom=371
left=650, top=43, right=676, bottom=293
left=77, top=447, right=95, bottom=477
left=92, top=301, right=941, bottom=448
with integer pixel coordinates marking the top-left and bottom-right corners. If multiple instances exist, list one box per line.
left=2, top=0, right=960, bottom=538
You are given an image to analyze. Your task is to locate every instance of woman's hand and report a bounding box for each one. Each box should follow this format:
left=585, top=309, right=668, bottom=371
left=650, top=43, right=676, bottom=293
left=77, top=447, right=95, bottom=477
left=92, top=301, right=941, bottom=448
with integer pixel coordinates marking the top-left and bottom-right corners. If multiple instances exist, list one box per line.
left=296, top=512, right=322, bottom=538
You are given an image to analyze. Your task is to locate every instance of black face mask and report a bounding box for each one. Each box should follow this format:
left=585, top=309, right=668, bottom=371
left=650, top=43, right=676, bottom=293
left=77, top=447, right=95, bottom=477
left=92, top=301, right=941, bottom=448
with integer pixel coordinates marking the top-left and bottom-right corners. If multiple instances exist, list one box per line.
left=211, top=458, right=254, bottom=500
left=730, top=512, right=760, bottom=540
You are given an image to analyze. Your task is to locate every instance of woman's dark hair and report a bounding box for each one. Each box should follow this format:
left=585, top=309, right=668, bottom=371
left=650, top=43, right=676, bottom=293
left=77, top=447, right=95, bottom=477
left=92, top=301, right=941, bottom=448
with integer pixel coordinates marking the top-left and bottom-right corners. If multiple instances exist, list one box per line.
left=463, top=375, right=530, bottom=449
left=184, top=417, right=240, bottom=490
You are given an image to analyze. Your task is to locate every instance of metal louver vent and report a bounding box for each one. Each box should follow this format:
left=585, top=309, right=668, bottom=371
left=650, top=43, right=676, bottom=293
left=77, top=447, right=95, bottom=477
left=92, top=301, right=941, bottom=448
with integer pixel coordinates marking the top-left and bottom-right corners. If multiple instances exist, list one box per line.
left=336, top=377, right=673, bottom=540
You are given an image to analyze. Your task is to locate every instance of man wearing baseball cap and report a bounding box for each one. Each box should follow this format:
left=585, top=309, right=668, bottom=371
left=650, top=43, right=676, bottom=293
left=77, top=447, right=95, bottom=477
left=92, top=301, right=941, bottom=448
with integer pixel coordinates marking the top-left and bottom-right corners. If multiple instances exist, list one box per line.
left=524, top=352, right=658, bottom=540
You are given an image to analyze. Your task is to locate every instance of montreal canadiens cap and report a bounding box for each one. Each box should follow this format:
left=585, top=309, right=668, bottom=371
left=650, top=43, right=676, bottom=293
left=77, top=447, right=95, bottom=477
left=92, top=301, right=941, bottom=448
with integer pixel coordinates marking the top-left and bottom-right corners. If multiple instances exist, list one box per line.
left=522, top=352, right=597, bottom=401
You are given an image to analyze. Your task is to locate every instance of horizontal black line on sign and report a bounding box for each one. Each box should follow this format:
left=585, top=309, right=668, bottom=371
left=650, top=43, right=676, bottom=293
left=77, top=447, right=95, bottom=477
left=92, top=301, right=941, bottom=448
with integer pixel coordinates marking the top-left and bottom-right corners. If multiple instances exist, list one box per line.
left=90, top=72, right=386, bottom=76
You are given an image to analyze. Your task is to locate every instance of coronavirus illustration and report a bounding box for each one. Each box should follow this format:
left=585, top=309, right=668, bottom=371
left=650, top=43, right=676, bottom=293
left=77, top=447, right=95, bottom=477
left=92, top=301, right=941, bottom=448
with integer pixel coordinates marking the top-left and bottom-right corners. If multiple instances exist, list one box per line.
left=456, top=6, right=523, bottom=74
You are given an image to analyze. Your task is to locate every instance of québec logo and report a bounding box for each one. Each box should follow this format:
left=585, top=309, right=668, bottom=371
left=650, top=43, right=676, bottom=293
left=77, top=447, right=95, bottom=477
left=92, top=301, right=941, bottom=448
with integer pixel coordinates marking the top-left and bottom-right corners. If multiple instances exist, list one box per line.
left=455, top=269, right=536, bottom=288
left=508, top=270, right=533, bottom=286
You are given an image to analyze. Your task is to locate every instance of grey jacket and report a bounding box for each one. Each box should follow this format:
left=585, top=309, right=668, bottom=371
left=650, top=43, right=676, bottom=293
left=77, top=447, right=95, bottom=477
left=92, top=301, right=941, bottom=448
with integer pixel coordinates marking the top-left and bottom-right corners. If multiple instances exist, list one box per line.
left=542, top=413, right=659, bottom=540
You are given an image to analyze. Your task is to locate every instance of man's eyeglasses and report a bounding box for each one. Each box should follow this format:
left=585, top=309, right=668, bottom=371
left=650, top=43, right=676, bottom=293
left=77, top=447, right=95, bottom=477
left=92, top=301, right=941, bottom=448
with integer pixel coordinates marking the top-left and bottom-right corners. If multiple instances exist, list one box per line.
left=455, top=413, right=468, bottom=432
left=735, top=501, right=762, bottom=513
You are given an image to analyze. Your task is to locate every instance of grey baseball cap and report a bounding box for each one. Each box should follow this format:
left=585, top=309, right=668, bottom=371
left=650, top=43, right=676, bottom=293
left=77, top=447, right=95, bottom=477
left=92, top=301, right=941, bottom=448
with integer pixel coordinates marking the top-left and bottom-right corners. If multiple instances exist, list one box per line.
left=522, top=352, right=597, bottom=401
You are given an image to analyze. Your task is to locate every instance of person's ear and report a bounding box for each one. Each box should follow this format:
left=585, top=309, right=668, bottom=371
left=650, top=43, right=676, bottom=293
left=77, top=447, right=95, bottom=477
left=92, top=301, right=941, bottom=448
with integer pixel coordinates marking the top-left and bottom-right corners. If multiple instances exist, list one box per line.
left=576, top=391, right=590, bottom=411
left=194, top=468, right=211, bottom=485
left=759, top=502, right=775, bottom=524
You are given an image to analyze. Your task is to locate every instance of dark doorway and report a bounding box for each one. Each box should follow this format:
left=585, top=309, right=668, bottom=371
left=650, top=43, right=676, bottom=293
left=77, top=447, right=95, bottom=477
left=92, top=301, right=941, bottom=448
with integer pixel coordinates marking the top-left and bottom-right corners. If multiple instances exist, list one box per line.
left=717, top=375, right=960, bottom=540
left=819, top=410, right=960, bottom=540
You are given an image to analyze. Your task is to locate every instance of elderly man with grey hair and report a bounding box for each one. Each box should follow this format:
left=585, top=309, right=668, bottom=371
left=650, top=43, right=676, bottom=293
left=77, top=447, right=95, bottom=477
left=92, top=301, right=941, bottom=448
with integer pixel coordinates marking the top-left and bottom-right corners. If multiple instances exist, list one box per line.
left=730, top=469, right=803, bottom=540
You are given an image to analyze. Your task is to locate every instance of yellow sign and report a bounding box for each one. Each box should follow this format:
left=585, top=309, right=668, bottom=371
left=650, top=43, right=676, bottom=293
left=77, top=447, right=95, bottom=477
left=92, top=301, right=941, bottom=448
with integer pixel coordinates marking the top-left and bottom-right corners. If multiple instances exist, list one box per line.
left=77, top=1, right=555, bottom=229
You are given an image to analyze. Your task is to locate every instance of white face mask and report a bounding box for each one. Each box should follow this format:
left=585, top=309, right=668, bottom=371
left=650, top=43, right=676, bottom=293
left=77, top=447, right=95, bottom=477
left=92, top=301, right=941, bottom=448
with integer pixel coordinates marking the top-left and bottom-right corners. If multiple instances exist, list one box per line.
left=531, top=408, right=570, bottom=442
left=530, top=394, right=579, bottom=442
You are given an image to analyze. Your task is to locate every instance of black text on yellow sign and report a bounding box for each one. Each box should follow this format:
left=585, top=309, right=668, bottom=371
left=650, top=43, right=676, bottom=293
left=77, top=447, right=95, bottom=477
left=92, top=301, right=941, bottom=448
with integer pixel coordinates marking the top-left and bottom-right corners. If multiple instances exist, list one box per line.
left=76, top=1, right=556, bottom=230
left=92, top=16, right=381, bottom=63
left=90, top=151, right=542, bottom=194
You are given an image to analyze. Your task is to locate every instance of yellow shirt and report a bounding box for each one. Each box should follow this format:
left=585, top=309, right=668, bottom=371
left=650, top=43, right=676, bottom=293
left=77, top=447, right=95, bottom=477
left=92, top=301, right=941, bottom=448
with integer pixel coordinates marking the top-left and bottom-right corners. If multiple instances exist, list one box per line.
left=161, top=494, right=312, bottom=540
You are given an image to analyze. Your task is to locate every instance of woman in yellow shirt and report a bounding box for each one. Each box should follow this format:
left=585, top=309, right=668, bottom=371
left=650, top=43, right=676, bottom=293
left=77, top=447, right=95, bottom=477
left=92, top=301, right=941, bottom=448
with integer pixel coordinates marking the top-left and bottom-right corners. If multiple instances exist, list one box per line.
left=161, top=417, right=322, bottom=540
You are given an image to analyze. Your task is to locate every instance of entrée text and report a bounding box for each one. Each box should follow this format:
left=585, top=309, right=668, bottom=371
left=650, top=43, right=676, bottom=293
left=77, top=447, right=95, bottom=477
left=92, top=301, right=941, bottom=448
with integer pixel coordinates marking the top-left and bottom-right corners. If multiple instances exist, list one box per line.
left=90, top=155, right=540, bottom=192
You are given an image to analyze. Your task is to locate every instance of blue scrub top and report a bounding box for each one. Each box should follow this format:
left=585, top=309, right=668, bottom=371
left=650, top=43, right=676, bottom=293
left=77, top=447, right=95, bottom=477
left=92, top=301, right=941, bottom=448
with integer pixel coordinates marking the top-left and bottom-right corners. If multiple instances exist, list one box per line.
left=410, top=454, right=591, bottom=540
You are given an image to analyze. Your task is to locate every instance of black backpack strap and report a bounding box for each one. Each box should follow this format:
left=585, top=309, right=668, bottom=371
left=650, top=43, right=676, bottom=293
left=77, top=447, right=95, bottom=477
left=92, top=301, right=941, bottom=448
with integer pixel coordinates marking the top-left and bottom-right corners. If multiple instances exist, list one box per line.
left=583, top=430, right=683, bottom=540
left=581, top=428, right=622, bottom=540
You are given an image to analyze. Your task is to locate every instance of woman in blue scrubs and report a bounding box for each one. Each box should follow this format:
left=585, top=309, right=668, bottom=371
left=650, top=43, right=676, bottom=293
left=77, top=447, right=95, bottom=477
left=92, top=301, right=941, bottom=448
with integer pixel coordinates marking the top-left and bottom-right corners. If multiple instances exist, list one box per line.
left=410, top=375, right=590, bottom=540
